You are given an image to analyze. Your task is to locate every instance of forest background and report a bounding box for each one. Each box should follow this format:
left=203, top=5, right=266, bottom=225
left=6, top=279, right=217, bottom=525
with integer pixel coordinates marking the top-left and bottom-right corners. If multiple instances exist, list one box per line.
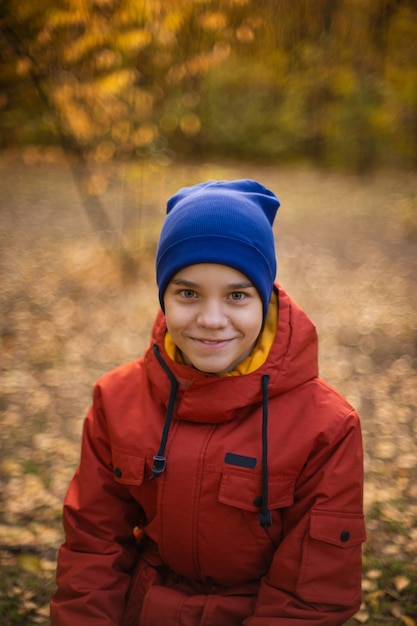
left=1, top=0, right=417, bottom=624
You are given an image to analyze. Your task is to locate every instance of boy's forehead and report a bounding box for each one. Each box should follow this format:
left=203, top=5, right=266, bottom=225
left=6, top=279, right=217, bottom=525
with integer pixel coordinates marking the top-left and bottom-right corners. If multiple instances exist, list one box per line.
left=170, top=263, right=255, bottom=286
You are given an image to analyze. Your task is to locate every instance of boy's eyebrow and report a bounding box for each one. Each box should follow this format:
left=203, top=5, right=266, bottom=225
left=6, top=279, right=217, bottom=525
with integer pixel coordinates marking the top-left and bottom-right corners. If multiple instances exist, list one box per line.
left=170, top=277, right=255, bottom=290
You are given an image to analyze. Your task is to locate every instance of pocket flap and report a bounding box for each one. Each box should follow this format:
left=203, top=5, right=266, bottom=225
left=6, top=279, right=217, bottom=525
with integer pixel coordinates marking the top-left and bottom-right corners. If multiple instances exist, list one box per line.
left=111, top=447, right=145, bottom=486
left=219, top=472, right=295, bottom=511
left=310, top=510, right=366, bottom=548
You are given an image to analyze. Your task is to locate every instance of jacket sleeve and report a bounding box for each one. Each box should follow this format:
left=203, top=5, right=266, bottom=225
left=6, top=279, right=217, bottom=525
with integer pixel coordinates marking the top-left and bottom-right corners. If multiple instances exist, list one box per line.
left=244, top=407, right=366, bottom=626
left=50, top=385, right=142, bottom=626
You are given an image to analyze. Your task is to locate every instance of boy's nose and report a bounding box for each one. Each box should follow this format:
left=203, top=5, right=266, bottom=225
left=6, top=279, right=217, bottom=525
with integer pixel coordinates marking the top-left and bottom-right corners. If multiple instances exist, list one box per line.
left=196, top=300, right=228, bottom=328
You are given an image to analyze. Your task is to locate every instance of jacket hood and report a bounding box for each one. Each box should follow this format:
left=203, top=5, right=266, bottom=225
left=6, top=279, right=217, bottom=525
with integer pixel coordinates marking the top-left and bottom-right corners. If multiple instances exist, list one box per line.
left=144, top=284, right=318, bottom=424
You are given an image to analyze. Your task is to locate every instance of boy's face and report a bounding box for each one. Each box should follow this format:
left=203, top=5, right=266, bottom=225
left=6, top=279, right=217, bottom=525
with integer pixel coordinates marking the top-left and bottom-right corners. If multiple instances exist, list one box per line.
left=164, top=263, right=263, bottom=374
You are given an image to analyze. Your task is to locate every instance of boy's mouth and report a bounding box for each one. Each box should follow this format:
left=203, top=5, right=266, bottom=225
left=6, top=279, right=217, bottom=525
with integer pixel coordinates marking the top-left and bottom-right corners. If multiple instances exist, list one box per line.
left=193, top=338, right=233, bottom=346
left=201, top=339, right=225, bottom=344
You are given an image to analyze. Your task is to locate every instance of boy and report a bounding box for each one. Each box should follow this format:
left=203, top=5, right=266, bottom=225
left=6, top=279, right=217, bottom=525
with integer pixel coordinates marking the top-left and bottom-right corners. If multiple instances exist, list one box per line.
left=51, top=179, right=365, bottom=625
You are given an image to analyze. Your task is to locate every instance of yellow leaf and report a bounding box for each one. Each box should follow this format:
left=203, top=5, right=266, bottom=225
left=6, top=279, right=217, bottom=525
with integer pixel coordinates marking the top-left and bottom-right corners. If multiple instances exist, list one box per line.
left=116, top=29, right=152, bottom=52
left=97, top=69, right=137, bottom=95
left=17, top=553, right=42, bottom=574
left=199, top=11, right=228, bottom=31
left=179, top=112, right=201, bottom=136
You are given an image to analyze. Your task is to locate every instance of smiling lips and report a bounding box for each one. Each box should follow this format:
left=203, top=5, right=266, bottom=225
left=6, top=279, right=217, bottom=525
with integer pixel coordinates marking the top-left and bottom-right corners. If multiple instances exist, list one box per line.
left=194, top=338, right=234, bottom=347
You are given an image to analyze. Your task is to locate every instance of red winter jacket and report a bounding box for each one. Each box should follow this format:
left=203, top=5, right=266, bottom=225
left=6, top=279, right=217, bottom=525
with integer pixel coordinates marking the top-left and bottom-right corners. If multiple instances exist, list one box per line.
left=51, top=284, right=365, bottom=626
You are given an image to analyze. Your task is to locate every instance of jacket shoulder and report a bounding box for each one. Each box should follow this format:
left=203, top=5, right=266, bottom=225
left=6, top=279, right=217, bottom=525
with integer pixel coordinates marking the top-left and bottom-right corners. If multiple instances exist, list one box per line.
left=314, top=376, right=358, bottom=413
left=305, top=376, right=361, bottom=433
left=273, top=375, right=360, bottom=437
left=95, top=358, right=144, bottom=394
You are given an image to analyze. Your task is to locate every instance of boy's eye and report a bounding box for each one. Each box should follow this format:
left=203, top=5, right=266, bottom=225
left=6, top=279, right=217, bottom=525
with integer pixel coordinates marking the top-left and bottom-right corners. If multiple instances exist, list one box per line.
left=229, top=291, right=245, bottom=301
left=181, top=289, right=197, bottom=299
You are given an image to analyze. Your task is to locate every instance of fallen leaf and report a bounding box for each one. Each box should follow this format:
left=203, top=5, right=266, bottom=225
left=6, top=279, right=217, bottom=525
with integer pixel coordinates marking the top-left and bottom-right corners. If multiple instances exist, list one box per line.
left=23, top=600, right=38, bottom=611
left=394, top=575, right=411, bottom=592
left=362, top=578, right=378, bottom=591
left=354, top=608, right=370, bottom=623
left=17, top=552, right=42, bottom=574
left=35, top=604, right=50, bottom=617
left=365, top=590, right=385, bottom=611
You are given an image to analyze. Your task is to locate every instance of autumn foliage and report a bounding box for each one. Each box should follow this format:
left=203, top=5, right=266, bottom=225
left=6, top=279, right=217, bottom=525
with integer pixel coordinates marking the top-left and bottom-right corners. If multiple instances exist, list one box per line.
left=0, top=0, right=417, bottom=171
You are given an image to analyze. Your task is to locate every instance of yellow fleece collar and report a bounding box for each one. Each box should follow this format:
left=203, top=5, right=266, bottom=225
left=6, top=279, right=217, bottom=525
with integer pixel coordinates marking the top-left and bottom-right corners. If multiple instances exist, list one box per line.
left=164, top=291, right=278, bottom=376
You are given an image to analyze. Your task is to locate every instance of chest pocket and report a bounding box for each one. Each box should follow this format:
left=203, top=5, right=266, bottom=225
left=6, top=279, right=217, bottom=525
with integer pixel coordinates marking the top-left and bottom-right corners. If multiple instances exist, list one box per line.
left=217, top=470, right=296, bottom=569
left=218, top=471, right=296, bottom=512
left=111, top=447, right=146, bottom=486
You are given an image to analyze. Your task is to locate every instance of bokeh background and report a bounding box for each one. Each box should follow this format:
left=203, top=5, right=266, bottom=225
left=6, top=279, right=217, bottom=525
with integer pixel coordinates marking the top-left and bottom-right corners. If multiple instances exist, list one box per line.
left=1, top=1, right=417, bottom=624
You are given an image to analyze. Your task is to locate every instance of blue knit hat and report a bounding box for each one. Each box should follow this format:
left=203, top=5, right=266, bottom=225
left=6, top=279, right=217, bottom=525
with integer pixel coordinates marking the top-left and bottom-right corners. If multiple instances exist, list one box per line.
left=156, top=179, right=280, bottom=319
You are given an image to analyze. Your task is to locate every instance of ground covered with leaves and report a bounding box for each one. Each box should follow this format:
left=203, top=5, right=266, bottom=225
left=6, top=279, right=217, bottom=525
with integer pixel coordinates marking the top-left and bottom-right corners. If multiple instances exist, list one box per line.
left=0, top=154, right=416, bottom=624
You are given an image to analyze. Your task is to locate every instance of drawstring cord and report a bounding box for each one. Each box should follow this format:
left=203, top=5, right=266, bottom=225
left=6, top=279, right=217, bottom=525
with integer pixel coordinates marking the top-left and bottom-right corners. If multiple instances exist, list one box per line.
left=150, top=344, right=179, bottom=479
left=259, top=374, right=272, bottom=529
left=150, top=345, right=272, bottom=529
